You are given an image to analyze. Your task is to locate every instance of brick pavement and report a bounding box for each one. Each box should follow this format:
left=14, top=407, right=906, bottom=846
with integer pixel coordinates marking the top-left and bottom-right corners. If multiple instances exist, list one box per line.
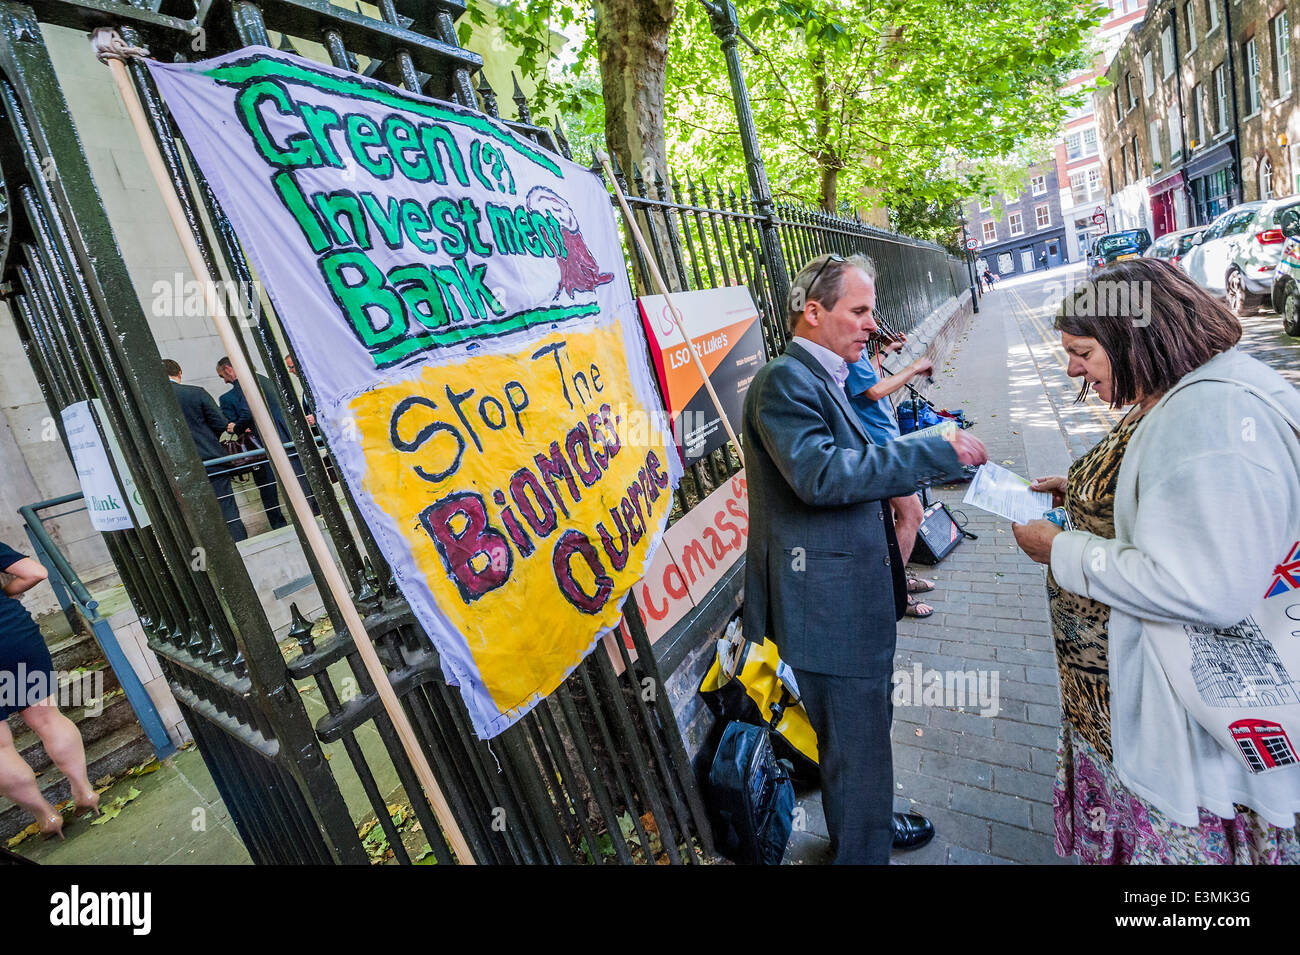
left=786, top=271, right=1079, bottom=865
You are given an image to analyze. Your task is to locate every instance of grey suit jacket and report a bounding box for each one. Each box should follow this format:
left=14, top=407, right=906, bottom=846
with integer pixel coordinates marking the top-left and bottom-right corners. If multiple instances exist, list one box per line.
left=741, top=341, right=966, bottom=677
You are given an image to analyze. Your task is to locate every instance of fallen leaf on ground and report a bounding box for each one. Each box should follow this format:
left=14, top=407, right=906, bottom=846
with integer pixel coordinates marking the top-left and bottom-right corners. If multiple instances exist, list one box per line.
left=91, top=786, right=142, bottom=826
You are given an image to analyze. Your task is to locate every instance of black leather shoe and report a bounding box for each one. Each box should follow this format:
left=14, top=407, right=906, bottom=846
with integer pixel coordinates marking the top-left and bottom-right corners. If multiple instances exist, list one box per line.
left=892, top=811, right=935, bottom=850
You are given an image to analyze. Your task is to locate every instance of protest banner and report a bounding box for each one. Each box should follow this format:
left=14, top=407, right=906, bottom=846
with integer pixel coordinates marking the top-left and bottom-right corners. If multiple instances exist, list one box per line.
left=617, top=470, right=748, bottom=674
left=149, top=48, right=680, bottom=738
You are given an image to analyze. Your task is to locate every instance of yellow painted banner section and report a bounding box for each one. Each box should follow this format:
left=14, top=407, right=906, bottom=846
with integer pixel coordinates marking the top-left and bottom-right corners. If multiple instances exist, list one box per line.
left=348, top=322, right=672, bottom=715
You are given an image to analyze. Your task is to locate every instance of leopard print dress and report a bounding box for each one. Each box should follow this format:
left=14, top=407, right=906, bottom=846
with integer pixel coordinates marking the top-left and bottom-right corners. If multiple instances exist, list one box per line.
left=1044, top=418, right=1134, bottom=762
left=1049, top=415, right=1300, bottom=864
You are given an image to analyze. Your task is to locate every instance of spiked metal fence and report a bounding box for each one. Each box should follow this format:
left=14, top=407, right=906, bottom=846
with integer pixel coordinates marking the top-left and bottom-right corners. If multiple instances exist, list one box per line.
left=2, top=0, right=969, bottom=865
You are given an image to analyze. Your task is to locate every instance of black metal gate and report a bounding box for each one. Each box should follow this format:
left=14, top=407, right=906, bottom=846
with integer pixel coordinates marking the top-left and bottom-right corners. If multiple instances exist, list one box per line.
left=0, top=0, right=711, bottom=864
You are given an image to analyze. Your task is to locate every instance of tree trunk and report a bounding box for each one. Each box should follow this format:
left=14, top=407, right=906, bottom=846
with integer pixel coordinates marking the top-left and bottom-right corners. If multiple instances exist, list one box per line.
left=593, top=0, right=678, bottom=290
left=593, top=0, right=675, bottom=181
left=813, top=66, right=837, bottom=213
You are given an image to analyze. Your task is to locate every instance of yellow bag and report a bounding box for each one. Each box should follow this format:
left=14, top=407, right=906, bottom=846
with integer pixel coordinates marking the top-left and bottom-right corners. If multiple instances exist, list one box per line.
left=699, top=622, right=819, bottom=784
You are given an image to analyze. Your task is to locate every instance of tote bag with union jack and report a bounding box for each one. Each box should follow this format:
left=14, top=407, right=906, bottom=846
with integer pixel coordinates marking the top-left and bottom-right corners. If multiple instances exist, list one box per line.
left=1144, top=378, right=1300, bottom=776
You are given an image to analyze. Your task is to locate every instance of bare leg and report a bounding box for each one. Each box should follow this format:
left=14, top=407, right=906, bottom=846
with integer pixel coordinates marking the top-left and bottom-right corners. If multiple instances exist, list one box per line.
left=0, top=719, right=59, bottom=827
left=892, top=493, right=924, bottom=566
left=892, top=494, right=932, bottom=617
left=20, top=695, right=95, bottom=806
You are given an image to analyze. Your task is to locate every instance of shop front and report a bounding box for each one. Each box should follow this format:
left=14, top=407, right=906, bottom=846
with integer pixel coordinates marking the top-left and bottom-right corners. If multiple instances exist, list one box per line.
left=1184, top=143, right=1239, bottom=226
left=1148, top=171, right=1185, bottom=237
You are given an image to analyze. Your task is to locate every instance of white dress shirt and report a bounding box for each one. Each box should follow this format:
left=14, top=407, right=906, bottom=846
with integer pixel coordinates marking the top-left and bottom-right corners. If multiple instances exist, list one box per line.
left=790, top=336, right=849, bottom=390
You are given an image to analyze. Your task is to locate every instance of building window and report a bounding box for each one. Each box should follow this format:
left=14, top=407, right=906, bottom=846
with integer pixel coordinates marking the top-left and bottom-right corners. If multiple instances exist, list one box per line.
left=1206, top=0, right=1219, bottom=34
left=1275, top=12, right=1292, bottom=98
left=1150, top=119, right=1162, bottom=166
left=1259, top=155, right=1273, bottom=199
left=1066, top=131, right=1083, bottom=160
left=1113, top=86, right=1123, bottom=120
left=979, top=197, right=993, bottom=212
left=1069, top=171, right=1087, bottom=204
left=1035, top=204, right=1051, bottom=228
left=1120, top=143, right=1129, bottom=184
left=982, top=220, right=997, bottom=242
left=1144, top=51, right=1155, bottom=95
left=1189, top=83, right=1203, bottom=146
left=1109, top=158, right=1117, bottom=192
left=1168, top=104, right=1183, bottom=158
left=1244, top=38, right=1260, bottom=114
left=1126, top=72, right=1138, bottom=110
left=1161, top=27, right=1175, bottom=77
left=1186, top=1, right=1197, bottom=50
left=1083, top=127, right=1098, bottom=155
left=1008, top=212, right=1024, bottom=236
left=1214, top=63, right=1229, bottom=133
left=1088, top=167, right=1102, bottom=198
left=1131, top=134, right=1140, bottom=178
left=1031, top=174, right=1047, bottom=195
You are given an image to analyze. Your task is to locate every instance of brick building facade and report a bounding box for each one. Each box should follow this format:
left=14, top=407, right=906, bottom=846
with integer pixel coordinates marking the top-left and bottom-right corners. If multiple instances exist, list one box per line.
left=1058, top=0, right=1151, bottom=262
left=966, top=160, right=1069, bottom=277
left=1097, top=0, right=1298, bottom=237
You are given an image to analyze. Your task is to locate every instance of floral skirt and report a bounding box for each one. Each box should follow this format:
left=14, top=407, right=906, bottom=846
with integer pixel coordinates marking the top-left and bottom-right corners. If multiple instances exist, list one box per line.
left=1053, top=721, right=1300, bottom=864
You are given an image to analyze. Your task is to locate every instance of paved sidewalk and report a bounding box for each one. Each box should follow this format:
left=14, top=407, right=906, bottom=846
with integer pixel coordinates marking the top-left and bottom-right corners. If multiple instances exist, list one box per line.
left=786, top=273, right=1078, bottom=865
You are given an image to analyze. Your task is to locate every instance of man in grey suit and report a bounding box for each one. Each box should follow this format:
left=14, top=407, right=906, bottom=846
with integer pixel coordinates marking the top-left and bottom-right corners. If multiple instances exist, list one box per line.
left=742, top=253, right=987, bottom=863
left=165, top=359, right=248, bottom=542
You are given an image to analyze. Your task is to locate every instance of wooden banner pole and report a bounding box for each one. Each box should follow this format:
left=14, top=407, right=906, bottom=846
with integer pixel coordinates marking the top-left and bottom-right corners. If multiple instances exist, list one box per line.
left=595, top=150, right=744, bottom=469
left=94, top=29, right=476, bottom=864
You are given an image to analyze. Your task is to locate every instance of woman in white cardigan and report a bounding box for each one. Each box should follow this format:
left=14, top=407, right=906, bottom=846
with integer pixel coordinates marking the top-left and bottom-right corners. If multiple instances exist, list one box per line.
left=1013, top=258, right=1300, bottom=863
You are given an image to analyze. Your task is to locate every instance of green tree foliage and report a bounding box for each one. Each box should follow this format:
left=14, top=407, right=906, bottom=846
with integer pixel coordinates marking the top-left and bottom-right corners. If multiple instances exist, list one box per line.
left=462, top=0, right=1104, bottom=229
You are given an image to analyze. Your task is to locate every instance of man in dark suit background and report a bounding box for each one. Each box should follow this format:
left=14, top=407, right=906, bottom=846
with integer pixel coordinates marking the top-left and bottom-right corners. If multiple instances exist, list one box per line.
left=216, top=356, right=318, bottom=527
left=165, top=359, right=249, bottom=542
left=742, top=253, right=987, bottom=863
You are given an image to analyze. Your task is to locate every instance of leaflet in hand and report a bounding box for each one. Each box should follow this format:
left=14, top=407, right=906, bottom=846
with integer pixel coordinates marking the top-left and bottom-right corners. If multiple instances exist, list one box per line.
left=899, top=419, right=958, bottom=442
left=961, top=462, right=1053, bottom=525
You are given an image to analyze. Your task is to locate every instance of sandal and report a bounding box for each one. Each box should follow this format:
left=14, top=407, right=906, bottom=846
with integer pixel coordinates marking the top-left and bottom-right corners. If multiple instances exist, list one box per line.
left=905, top=595, right=934, bottom=618
left=74, top=792, right=102, bottom=819
left=39, top=812, right=65, bottom=841
left=906, top=575, right=936, bottom=594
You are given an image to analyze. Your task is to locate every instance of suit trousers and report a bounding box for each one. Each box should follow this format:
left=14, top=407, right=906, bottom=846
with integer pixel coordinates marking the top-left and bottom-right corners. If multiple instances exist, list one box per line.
left=793, top=667, right=895, bottom=864
left=208, top=473, right=249, bottom=543
left=248, top=461, right=288, bottom=529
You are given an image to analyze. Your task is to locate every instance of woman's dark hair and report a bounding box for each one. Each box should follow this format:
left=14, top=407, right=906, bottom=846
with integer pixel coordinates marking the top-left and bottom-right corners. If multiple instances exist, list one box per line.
left=1054, top=257, right=1241, bottom=407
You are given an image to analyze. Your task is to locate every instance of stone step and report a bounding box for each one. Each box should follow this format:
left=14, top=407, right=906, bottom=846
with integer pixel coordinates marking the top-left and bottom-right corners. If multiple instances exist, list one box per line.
left=0, top=723, right=157, bottom=843
left=12, top=693, right=139, bottom=773
left=46, top=627, right=102, bottom=673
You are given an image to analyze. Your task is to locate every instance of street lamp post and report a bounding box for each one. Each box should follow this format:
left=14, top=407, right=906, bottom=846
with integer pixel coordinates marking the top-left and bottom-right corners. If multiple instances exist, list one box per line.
left=957, top=204, right=980, bottom=313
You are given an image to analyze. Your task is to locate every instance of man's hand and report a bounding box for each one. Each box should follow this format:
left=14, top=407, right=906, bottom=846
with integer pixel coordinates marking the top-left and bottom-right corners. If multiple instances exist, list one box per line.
left=1012, top=519, right=1062, bottom=564
left=944, top=430, right=987, bottom=467
left=884, top=337, right=906, bottom=355
left=226, top=422, right=235, bottom=433
left=910, top=357, right=934, bottom=379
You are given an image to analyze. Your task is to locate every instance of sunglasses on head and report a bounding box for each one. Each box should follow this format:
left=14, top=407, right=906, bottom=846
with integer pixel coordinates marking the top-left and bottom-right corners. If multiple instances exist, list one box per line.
left=804, top=253, right=845, bottom=300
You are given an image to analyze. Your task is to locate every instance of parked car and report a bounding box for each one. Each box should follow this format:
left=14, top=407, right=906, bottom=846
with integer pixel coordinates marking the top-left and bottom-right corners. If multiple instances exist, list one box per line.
left=1180, top=195, right=1300, bottom=314
left=1089, top=229, right=1152, bottom=271
left=1270, top=204, right=1300, bottom=336
left=1143, top=227, right=1202, bottom=267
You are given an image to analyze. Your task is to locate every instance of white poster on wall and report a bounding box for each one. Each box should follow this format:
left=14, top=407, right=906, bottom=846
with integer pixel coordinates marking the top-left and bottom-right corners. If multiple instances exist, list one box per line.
left=61, top=399, right=149, bottom=531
